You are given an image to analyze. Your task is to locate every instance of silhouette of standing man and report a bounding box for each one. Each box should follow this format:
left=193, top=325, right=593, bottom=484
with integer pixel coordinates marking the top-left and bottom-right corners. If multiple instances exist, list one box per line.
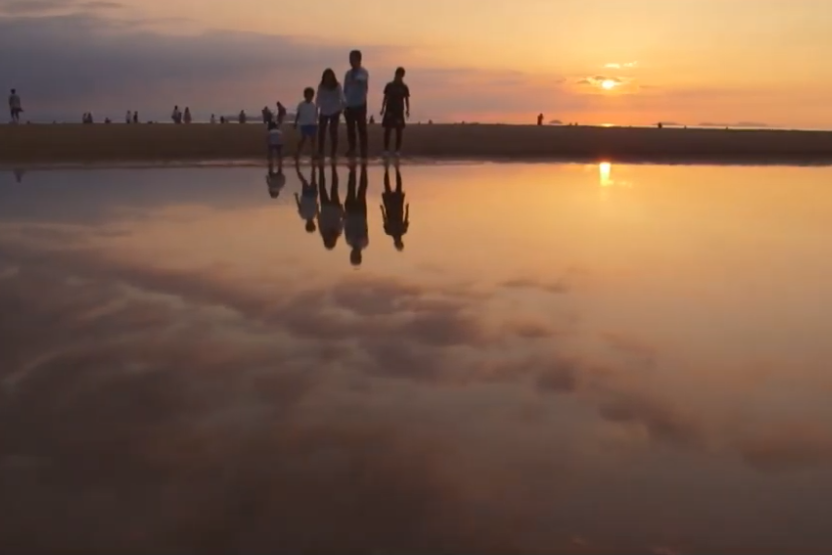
left=343, top=50, right=369, bottom=159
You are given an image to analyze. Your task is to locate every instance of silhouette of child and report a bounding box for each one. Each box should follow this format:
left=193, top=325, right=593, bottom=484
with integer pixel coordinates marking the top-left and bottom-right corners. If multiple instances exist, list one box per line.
left=381, top=161, right=409, bottom=250
left=344, top=162, right=369, bottom=265
left=317, top=161, right=344, bottom=250
left=294, top=161, right=319, bottom=233
left=294, top=87, right=319, bottom=159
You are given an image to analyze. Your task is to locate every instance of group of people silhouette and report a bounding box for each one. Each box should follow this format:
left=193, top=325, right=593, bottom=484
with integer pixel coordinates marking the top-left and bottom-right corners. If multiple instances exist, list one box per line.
left=266, top=49, right=411, bottom=164
left=269, top=158, right=409, bottom=266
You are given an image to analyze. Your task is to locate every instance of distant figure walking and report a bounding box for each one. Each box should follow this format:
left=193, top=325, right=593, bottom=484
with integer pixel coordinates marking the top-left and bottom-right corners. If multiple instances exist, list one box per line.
left=172, top=105, right=182, bottom=124
left=381, top=66, right=410, bottom=156
left=238, top=110, right=247, bottom=124
left=210, top=114, right=216, bottom=124
left=381, top=160, right=409, bottom=251
left=8, top=89, right=22, bottom=123
left=343, top=50, right=369, bottom=158
left=316, top=68, right=344, bottom=158
left=262, top=105, right=273, bottom=124
left=133, top=111, right=138, bottom=124
left=276, top=101, right=287, bottom=124
left=537, top=113, right=544, bottom=126
left=294, top=87, right=319, bottom=159
left=344, top=162, right=369, bottom=266
left=126, top=110, right=132, bottom=124
left=184, top=107, right=192, bottom=124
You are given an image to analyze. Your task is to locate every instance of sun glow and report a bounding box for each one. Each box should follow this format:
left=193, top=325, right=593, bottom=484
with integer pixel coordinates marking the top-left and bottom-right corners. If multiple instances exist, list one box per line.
left=599, top=162, right=612, bottom=187
left=601, top=79, right=617, bottom=90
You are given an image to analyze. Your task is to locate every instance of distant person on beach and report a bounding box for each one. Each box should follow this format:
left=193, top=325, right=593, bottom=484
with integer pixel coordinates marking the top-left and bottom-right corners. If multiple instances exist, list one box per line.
left=381, top=160, right=409, bottom=250
left=126, top=110, right=132, bottom=124
left=133, top=111, right=138, bottom=124
left=317, top=160, right=344, bottom=249
left=239, top=110, right=247, bottom=124
left=220, top=116, right=226, bottom=124
left=344, top=161, right=369, bottom=266
left=266, top=119, right=283, bottom=173
left=537, top=113, right=544, bottom=126
left=9, top=89, right=22, bottom=123
left=172, top=106, right=181, bottom=124
left=184, top=107, right=192, bottom=124
left=294, top=87, right=319, bottom=159
left=210, top=114, right=216, bottom=124
left=380, top=66, right=410, bottom=157
left=343, top=49, right=369, bottom=158
left=262, top=106, right=273, bottom=124
left=316, top=68, right=343, bottom=158
left=276, top=101, right=287, bottom=124
left=294, top=160, right=319, bottom=233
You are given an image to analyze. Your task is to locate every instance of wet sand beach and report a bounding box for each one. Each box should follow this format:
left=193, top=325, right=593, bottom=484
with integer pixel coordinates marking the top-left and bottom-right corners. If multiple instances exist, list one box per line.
left=2, top=123, right=832, bottom=164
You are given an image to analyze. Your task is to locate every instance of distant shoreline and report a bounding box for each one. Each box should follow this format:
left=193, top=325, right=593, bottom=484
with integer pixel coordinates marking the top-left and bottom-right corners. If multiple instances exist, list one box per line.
left=2, top=124, right=831, bottom=165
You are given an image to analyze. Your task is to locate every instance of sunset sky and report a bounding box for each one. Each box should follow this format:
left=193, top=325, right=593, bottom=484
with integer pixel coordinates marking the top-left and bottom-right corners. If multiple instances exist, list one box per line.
left=1, top=0, right=831, bottom=126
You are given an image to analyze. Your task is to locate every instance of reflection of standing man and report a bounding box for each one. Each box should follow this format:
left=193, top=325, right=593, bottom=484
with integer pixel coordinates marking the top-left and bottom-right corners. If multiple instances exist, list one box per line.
left=381, top=160, right=409, bottom=251
left=343, top=50, right=369, bottom=159
left=344, top=161, right=369, bottom=266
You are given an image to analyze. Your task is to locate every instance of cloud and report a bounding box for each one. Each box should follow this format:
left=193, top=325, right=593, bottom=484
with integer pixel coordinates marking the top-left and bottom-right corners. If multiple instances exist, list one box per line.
left=2, top=214, right=832, bottom=551
left=604, top=62, right=638, bottom=70
left=0, top=0, right=120, bottom=14
left=0, top=10, right=402, bottom=117
left=698, top=121, right=770, bottom=128
left=739, top=428, right=832, bottom=473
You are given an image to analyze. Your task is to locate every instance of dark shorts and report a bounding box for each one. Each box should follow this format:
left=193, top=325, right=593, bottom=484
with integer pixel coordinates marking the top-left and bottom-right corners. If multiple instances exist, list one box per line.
left=383, top=111, right=405, bottom=129
left=300, top=124, right=318, bottom=138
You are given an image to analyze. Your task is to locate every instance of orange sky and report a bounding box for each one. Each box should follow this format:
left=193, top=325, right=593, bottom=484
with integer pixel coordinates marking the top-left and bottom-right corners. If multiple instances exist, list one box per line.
left=2, top=0, right=831, bottom=126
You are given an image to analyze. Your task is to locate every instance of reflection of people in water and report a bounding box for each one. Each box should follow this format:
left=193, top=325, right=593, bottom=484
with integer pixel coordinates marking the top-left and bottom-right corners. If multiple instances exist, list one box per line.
left=294, top=161, right=319, bottom=233
left=317, top=160, right=343, bottom=250
left=267, top=120, right=284, bottom=174
left=266, top=170, right=286, bottom=199
left=381, top=160, right=409, bottom=250
left=344, top=161, right=369, bottom=266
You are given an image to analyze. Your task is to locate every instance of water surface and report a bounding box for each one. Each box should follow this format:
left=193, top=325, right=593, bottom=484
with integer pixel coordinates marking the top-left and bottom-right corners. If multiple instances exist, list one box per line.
left=2, top=162, right=832, bottom=554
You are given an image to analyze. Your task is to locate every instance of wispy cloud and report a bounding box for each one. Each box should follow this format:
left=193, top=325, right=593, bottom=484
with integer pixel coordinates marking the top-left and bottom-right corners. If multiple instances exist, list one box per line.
left=604, top=61, right=639, bottom=70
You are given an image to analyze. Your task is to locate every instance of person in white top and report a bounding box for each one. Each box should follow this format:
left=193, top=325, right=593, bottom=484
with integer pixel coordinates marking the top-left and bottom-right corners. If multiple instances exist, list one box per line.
left=294, top=160, right=319, bottom=233
left=294, top=87, right=318, bottom=159
left=316, top=69, right=344, bottom=158
left=343, top=50, right=369, bottom=158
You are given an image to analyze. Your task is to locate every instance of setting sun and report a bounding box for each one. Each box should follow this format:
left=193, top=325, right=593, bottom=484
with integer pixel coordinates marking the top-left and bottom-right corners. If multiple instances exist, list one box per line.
left=601, top=79, right=617, bottom=90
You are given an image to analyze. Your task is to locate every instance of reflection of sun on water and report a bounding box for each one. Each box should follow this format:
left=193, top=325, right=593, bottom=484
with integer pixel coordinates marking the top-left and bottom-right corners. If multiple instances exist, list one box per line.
left=599, top=162, right=612, bottom=187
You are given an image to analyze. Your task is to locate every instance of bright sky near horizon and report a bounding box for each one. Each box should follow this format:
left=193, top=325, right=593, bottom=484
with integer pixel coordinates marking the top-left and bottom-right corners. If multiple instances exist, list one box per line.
left=1, top=0, right=831, bottom=126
